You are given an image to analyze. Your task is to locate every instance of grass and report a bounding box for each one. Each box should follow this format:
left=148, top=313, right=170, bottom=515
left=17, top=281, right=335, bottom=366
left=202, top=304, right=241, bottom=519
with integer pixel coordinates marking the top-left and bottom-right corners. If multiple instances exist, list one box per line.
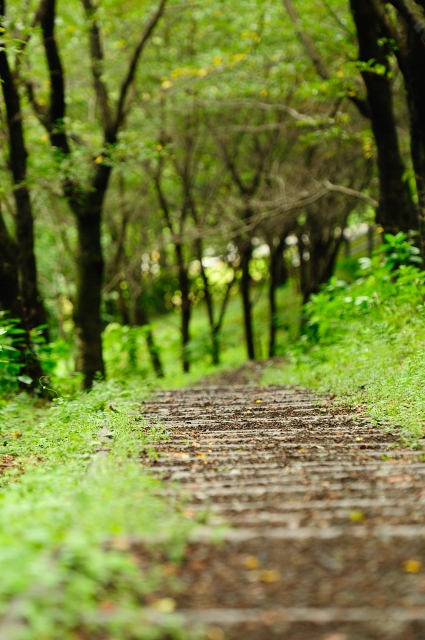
left=0, top=380, right=201, bottom=640
left=103, top=280, right=302, bottom=388
left=9, top=246, right=425, bottom=637
left=0, top=277, right=304, bottom=638
left=262, top=259, right=425, bottom=441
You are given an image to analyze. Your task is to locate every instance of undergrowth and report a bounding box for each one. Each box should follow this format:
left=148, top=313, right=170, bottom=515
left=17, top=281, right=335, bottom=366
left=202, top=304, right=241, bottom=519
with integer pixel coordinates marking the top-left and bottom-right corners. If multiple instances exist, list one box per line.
left=263, top=233, right=425, bottom=440
left=0, top=380, right=200, bottom=640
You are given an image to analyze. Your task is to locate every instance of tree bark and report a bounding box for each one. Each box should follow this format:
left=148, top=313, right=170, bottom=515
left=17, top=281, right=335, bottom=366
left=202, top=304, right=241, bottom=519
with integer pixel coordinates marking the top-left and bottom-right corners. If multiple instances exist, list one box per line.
left=0, top=19, right=48, bottom=337
left=0, top=210, right=22, bottom=319
left=350, top=0, right=417, bottom=233
left=73, top=209, right=105, bottom=387
left=387, top=8, right=425, bottom=250
left=240, top=245, right=255, bottom=360
left=177, top=250, right=191, bottom=373
left=196, top=239, right=221, bottom=365
left=268, top=235, right=287, bottom=358
left=134, top=305, right=164, bottom=378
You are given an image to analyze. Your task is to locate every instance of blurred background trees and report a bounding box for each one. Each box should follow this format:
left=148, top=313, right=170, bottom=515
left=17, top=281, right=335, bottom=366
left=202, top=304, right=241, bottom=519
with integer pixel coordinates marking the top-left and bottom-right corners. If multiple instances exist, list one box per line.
left=0, top=0, right=422, bottom=391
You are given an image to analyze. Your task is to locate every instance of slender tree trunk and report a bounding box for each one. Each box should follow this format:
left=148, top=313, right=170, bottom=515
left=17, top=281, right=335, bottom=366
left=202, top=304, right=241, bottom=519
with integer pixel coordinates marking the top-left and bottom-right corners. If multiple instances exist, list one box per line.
left=268, top=236, right=287, bottom=358
left=350, top=0, right=417, bottom=233
left=196, top=239, right=220, bottom=365
left=240, top=245, right=255, bottom=360
left=0, top=30, right=48, bottom=337
left=0, top=210, right=22, bottom=318
left=116, top=283, right=131, bottom=326
left=367, top=225, right=374, bottom=257
left=0, top=14, right=48, bottom=393
left=178, top=257, right=191, bottom=373
left=134, top=305, right=164, bottom=378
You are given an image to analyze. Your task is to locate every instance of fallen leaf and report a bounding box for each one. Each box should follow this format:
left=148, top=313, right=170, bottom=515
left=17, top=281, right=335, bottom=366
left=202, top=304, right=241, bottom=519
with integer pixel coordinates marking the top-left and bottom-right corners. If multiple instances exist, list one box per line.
left=244, top=555, right=260, bottom=569
left=151, top=598, right=176, bottom=613
left=207, top=627, right=225, bottom=640
left=403, top=560, right=422, bottom=573
left=259, top=569, right=280, bottom=582
left=349, top=510, right=365, bottom=522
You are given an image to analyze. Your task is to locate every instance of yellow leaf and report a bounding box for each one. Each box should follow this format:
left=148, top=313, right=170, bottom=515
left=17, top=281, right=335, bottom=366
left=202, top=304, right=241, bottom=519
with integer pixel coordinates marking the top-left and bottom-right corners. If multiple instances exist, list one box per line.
left=244, top=555, right=260, bottom=569
left=260, top=569, right=280, bottom=583
left=255, top=399, right=263, bottom=403
left=349, top=510, right=365, bottom=522
left=151, top=598, right=176, bottom=613
left=403, top=560, right=421, bottom=573
left=207, top=627, right=225, bottom=640
left=95, top=156, right=103, bottom=164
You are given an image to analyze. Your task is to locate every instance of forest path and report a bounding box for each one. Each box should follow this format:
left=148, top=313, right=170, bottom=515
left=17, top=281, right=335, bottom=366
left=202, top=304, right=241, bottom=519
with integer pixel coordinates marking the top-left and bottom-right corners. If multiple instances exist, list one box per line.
left=141, top=371, right=425, bottom=640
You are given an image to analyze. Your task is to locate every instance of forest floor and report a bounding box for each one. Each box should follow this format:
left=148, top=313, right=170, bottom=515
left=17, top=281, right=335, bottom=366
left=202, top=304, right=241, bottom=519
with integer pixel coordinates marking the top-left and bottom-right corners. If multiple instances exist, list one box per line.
left=136, top=363, right=425, bottom=640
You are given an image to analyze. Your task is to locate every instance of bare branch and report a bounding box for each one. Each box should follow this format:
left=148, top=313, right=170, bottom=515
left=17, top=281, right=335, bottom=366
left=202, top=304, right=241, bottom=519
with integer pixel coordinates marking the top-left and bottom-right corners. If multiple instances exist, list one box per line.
left=39, top=0, right=70, bottom=155
left=114, top=0, right=167, bottom=131
left=282, top=0, right=330, bottom=79
left=282, top=0, right=371, bottom=119
left=81, top=0, right=113, bottom=138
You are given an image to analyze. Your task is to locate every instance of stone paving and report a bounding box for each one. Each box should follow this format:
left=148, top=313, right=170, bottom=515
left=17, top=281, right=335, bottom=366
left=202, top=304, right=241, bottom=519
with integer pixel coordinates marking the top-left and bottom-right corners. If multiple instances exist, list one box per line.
left=141, top=383, right=425, bottom=639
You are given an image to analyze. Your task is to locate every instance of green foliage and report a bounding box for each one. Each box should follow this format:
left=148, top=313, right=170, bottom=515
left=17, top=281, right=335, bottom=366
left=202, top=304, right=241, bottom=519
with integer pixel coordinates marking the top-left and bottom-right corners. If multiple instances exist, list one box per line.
left=374, top=232, right=422, bottom=270
left=0, top=315, right=23, bottom=392
left=263, top=237, right=425, bottom=439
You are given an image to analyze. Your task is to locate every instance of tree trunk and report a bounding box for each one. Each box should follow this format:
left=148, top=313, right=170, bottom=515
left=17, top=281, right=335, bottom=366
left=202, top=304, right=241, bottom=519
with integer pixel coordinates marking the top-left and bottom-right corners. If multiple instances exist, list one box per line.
left=73, top=211, right=105, bottom=388
left=0, top=209, right=47, bottom=391
left=240, top=245, right=255, bottom=360
left=350, top=0, right=417, bottom=233
left=134, top=306, right=164, bottom=378
left=178, top=258, right=191, bottom=373
left=0, top=211, right=22, bottom=319
left=395, top=15, right=425, bottom=251
left=196, top=239, right=220, bottom=365
left=268, top=236, right=287, bottom=358
left=0, top=31, right=48, bottom=338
